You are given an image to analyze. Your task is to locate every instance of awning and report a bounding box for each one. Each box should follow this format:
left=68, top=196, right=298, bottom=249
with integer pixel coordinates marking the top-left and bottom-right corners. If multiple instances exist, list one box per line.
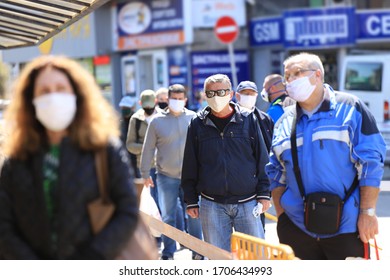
left=0, top=0, right=111, bottom=49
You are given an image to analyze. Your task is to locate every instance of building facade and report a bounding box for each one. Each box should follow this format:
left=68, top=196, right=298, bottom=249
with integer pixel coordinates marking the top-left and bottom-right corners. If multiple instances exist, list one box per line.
left=2, top=0, right=390, bottom=111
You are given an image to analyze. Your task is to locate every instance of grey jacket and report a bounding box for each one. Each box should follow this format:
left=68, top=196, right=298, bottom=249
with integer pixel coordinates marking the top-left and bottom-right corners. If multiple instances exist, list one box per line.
left=140, top=108, right=196, bottom=179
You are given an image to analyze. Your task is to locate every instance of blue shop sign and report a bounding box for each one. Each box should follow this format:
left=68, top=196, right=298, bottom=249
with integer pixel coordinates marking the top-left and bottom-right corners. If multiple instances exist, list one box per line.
left=250, top=17, right=283, bottom=46
left=283, top=7, right=356, bottom=49
left=116, top=0, right=186, bottom=50
left=168, top=46, right=188, bottom=86
left=357, top=10, right=390, bottom=42
left=190, top=50, right=249, bottom=102
left=117, top=0, right=183, bottom=36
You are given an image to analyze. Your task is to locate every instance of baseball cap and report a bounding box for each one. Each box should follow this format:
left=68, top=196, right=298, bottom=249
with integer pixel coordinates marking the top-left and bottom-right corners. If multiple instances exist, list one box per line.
left=140, top=89, right=156, bottom=108
left=118, top=96, right=136, bottom=108
left=236, top=81, right=258, bottom=93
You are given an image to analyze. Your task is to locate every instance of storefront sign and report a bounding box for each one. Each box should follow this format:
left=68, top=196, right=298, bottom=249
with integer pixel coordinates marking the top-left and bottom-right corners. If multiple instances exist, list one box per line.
left=168, top=46, right=188, bottom=85
left=250, top=16, right=283, bottom=46
left=283, top=7, right=355, bottom=49
left=191, top=0, right=246, bottom=28
left=357, top=10, right=390, bottom=42
left=190, top=50, right=249, bottom=101
left=116, top=0, right=190, bottom=50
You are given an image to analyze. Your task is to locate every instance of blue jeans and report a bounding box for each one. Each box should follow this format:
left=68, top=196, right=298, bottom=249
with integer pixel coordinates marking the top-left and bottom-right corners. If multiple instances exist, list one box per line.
left=200, top=198, right=265, bottom=252
left=156, top=173, right=203, bottom=258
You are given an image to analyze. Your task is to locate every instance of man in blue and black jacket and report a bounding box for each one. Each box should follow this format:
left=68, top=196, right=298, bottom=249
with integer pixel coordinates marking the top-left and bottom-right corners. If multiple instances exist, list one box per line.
left=266, top=52, right=386, bottom=260
left=181, top=74, right=271, bottom=252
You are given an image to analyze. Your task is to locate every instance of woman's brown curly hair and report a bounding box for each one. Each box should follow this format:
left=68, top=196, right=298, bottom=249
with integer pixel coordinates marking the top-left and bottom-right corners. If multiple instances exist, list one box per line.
left=3, top=55, right=120, bottom=160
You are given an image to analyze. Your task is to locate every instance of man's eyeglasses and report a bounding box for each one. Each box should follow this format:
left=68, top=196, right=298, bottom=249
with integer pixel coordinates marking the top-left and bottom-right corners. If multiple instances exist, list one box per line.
left=284, top=68, right=316, bottom=82
left=205, top=89, right=230, bottom=98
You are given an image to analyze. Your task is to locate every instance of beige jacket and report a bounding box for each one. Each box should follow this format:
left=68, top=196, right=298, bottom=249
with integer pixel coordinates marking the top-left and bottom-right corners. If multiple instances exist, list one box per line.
left=126, top=108, right=160, bottom=169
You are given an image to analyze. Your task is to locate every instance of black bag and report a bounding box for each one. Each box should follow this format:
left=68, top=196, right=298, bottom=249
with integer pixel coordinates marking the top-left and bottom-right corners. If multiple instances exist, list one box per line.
left=304, top=192, right=343, bottom=234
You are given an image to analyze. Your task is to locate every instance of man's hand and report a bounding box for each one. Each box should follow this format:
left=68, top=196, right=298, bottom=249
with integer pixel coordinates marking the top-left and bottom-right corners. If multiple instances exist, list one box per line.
left=358, top=214, right=378, bottom=243
left=144, top=177, right=154, bottom=187
left=257, top=199, right=271, bottom=212
left=271, top=187, right=285, bottom=217
left=358, top=186, right=379, bottom=243
left=186, top=208, right=199, bottom=219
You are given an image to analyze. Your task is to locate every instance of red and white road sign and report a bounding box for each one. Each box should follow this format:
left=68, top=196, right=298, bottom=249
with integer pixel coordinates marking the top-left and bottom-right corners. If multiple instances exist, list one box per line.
left=214, top=16, right=239, bottom=44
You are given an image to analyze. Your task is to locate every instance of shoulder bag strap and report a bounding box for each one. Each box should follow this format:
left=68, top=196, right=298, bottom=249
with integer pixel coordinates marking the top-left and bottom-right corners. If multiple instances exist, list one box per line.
left=343, top=174, right=359, bottom=203
left=290, top=112, right=306, bottom=200
left=95, top=148, right=110, bottom=203
left=135, top=118, right=141, bottom=144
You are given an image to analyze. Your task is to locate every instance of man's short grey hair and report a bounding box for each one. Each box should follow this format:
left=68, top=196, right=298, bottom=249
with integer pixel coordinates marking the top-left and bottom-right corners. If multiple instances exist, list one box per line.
left=283, top=52, right=325, bottom=82
left=264, top=74, right=283, bottom=88
left=203, top=74, right=232, bottom=91
left=155, top=87, right=168, bottom=98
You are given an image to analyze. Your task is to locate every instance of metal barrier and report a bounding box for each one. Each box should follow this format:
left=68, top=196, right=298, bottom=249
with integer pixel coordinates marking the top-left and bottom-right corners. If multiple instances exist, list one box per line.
left=231, top=231, right=296, bottom=260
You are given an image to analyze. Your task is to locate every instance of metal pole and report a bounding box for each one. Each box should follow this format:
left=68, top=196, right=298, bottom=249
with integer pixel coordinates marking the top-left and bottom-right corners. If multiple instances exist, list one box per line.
left=228, top=42, right=238, bottom=90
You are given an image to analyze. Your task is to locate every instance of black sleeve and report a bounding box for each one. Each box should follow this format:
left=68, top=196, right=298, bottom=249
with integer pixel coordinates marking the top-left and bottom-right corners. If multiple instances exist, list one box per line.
left=181, top=119, right=200, bottom=208
left=254, top=108, right=274, bottom=153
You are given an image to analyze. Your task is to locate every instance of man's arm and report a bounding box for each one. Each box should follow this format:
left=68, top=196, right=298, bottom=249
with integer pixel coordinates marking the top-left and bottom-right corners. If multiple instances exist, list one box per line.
left=352, top=100, right=386, bottom=243
left=181, top=121, right=200, bottom=210
left=139, top=122, right=156, bottom=180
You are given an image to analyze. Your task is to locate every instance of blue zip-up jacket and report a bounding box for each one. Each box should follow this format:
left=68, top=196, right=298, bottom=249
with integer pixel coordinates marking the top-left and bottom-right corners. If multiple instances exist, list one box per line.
left=267, top=96, right=285, bottom=123
left=265, top=85, right=386, bottom=238
left=181, top=102, right=270, bottom=207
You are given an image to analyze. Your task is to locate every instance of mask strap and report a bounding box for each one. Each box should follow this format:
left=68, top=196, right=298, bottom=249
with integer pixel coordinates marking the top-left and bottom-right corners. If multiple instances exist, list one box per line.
left=266, top=80, right=285, bottom=96
left=268, top=89, right=286, bottom=96
left=266, top=79, right=283, bottom=92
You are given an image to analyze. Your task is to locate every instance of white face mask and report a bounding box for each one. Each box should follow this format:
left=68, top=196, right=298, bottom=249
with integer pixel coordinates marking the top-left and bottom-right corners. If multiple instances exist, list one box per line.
left=169, top=99, right=185, bottom=113
left=33, top=92, right=77, bottom=132
left=238, top=94, right=257, bottom=109
left=206, top=94, right=231, bottom=112
left=260, top=89, right=269, bottom=102
left=286, top=73, right=316, bottom=102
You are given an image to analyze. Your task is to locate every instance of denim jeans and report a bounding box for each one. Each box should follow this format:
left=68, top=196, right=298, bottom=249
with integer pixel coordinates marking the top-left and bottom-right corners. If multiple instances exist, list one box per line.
left=200, top=198, right=265, bottom=252
left=156, top=173, right=203, bottom=258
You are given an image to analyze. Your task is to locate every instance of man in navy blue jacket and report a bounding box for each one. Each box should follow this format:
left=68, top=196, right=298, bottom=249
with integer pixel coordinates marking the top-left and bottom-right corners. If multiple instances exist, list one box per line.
left=181, top=74, right=271, bottom=252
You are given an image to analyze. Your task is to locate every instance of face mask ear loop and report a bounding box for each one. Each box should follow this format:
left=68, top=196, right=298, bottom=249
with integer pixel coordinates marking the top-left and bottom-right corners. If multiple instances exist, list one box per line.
left=267, top=80, right=285, bottom=97
left=268, top=89, right=286, bottom=97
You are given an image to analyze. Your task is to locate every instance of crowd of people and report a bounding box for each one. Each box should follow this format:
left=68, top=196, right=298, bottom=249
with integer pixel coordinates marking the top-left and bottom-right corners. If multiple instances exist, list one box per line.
left=0, top=52, right=385, bottom=260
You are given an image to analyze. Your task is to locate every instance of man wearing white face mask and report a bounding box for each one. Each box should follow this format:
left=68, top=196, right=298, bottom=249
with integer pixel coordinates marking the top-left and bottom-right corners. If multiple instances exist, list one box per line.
left=140, top=84, right=203, bottom=260
left=266, top=52, right=386, bottom=260
left=261, top=74, right=295, bottom=123
left=236, top=80, right=274, bottom=153
left=181, top=74, right=271, bottom=252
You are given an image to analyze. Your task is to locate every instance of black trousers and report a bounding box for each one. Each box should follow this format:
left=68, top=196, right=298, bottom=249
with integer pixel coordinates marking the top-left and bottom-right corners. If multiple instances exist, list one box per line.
left=277, top=212, right=366, bottom=260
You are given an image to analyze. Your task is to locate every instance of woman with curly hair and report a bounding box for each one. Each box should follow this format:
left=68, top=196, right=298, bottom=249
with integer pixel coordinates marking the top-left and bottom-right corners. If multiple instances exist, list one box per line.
left=0, top=55, right=138, bottom=259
